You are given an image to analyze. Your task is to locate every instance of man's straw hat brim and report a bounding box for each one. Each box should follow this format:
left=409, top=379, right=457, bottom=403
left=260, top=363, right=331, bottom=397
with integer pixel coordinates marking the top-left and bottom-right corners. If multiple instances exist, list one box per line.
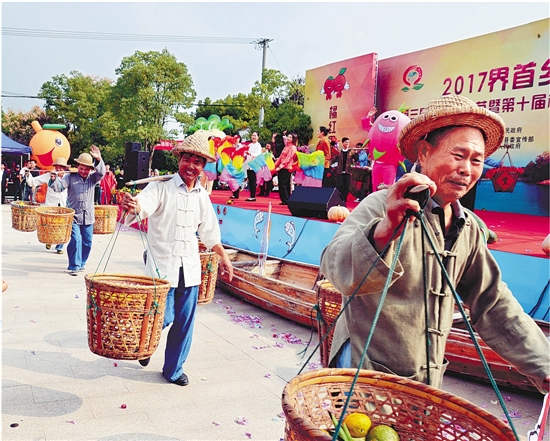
left=398, top=95, right=505, bottom=162
left=74, top=153, right=95, bottom=167
left=172, top=133, right=215, bottom=162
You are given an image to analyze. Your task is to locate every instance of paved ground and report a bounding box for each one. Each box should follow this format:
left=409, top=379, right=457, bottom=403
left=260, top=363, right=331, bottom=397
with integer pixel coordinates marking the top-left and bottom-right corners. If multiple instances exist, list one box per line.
left=2, top=203, right=548, bottom=441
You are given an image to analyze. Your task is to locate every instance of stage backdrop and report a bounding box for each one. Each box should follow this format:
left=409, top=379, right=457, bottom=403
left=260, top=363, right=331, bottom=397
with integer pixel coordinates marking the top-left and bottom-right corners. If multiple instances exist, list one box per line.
left=377, top=18, right=549, bottom=167
left=304, top=53, right=377, bottom=147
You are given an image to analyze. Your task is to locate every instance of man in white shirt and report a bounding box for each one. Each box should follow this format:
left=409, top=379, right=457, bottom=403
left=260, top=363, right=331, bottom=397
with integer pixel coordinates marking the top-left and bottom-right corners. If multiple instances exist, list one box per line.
left=120, top=133, right=233, bottom=387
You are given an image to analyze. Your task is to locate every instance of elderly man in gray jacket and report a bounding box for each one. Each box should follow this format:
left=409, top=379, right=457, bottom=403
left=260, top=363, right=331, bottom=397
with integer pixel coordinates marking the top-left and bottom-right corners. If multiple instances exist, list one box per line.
left=321, top=95, right=549, bottom=393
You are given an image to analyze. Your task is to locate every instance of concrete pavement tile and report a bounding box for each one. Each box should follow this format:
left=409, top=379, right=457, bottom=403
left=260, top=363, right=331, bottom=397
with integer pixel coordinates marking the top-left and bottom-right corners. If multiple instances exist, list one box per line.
left=3, top=383, right=34, bottom=405
left=43, top=329, right=89, bottom=350
left=41, top=411, right=157, bottom=441
left=3, top=416, right=47, bottom=441
left=146, top=398, right=285, bottom=441
left=4, top=395, right=85, bottom=419
left=32, top=377, right=130, bottom=401
left=119, top=371, right=170, bottom=394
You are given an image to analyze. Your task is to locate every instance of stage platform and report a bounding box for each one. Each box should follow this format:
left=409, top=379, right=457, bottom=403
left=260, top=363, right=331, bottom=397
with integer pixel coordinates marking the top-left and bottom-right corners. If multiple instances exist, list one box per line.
left=207, top=187, right=549, bottom=321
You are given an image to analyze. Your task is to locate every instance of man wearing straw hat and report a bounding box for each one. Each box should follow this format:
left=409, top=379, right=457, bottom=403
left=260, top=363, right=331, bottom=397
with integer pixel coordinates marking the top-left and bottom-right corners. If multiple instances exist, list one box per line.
left=120, top=132, right=234, bottom=387
left=320, top=95, right=550, bottom=393
left=25, top=157, right=71, bottom=254
left=50, top=145, right=105, bottom=276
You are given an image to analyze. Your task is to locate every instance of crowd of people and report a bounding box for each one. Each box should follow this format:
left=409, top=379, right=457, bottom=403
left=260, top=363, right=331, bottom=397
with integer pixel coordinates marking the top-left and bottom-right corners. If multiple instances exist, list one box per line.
left=215, top=128, right=374, bottom=206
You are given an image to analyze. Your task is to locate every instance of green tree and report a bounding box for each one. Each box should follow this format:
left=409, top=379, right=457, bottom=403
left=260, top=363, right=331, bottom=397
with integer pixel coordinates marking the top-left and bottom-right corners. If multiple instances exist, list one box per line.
left=251, top=69, right=291, bottom=109
left=263, top=101, right=312, bottom=147
left=110, top=48, right=196, bottom=168
left=1, top=106, right=51, bottom=145
left=192, top=70, right=310, bottom=148
left=38, top=71, right=114, bottom=158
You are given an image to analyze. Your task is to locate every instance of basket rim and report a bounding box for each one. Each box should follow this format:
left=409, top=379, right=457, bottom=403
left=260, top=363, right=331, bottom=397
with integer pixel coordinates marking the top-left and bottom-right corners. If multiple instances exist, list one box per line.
left=84, top=273, right=171, bottom=289
left=35, top=206, right=75, bottom=215
left=281, top=368, right=516, bottom=439
left=10, top=201, right=41, bottom=207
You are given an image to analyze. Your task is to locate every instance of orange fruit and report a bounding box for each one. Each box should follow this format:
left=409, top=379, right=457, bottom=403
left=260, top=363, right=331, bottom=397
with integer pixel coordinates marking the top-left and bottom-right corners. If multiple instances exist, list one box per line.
left=344, top=413, right=372, bottom=438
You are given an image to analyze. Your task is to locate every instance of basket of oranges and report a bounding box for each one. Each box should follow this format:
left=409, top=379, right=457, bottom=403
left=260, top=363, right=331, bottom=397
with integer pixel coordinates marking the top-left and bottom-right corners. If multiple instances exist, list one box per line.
left=282, top=368, right=515, bottom=441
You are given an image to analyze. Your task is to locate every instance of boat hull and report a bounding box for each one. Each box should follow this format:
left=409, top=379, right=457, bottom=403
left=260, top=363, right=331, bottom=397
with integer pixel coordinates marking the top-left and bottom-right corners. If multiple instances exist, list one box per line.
left=218, top=249, right=320, bottom=328
left=445, top=319, right=550, bottom=393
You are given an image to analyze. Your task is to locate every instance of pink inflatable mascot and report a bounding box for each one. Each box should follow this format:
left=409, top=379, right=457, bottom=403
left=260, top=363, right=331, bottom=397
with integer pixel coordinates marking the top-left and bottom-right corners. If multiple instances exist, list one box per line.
left=366, top=108, right=411, bottom=191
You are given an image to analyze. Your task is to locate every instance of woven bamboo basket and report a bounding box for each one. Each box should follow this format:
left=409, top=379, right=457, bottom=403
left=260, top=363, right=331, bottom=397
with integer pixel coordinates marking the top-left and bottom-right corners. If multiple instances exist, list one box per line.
left=35, top=206, right=75, bottom=244
left=10, top=201, right=41, bottom=232
left=85, top=274, right=171, bottom=360
left=282, top=368, right=516, bottom=441
left=316, top=281, right=342, bottom=368
left=93, top=205, right=119, bottom=234
left=198, top=243, right=220, bottom=305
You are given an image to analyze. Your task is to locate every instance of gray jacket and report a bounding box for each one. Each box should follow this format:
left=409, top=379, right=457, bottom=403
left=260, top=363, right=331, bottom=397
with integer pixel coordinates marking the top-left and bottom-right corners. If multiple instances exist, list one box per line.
left=320, top=189, right=549, bottom=392
left=51, top=160, right=105, bottom=225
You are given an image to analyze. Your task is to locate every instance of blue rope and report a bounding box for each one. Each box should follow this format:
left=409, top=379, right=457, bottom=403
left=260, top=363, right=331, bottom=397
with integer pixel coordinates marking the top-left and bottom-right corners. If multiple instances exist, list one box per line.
left=331, top=221, right=409, bottom=441
left=417, top=214, right=520, bottom=440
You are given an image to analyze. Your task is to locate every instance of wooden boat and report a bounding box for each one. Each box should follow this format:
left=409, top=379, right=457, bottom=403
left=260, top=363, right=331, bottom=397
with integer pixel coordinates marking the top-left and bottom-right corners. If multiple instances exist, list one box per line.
left=218, top=249, right=549, bottom=392
left=445, top=316, right=550, bottom=393
left=217, top=248, right=321, bottom=328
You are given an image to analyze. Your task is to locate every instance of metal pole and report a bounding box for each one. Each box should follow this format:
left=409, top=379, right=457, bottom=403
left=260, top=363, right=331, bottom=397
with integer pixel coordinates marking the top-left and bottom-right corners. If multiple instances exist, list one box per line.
left=256, top=38, right=273, bottom=128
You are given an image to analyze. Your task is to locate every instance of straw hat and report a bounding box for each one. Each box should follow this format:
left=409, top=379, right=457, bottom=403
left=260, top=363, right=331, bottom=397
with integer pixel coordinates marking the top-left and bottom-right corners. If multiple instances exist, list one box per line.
left=398, top=95, right=505, bottom=162
left=172, top=132, right=215, bottom=162
left=74, top=153, right=94, bottom=168
left=52, top=157, right=70, bottom=169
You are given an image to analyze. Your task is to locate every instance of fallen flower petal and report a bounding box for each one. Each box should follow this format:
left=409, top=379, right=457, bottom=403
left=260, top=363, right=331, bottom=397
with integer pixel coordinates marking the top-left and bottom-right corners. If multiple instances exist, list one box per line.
left=120, top=404, right=127, bottom=409
left=264, top=373, right=272, bottom=378
left=113, top=362, right=118, bottom=367
left=244, top=432, right=252, bottom=439
left=236, top=416, right=249, bottom=425
left=66, top=420, right=75, bottom=425
left=212, top=422, right=221, bottom=426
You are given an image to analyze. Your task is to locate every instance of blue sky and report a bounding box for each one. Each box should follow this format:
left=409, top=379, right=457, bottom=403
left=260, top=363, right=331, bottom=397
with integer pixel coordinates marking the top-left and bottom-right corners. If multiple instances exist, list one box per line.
left=2, top=1, right=549, bottom=118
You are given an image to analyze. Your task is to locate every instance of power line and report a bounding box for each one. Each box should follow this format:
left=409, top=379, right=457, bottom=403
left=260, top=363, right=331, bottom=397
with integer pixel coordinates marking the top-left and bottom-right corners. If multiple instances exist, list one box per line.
left=2, top=27, right=258, bottom=45
left=1, top=93, right=247, bottom=108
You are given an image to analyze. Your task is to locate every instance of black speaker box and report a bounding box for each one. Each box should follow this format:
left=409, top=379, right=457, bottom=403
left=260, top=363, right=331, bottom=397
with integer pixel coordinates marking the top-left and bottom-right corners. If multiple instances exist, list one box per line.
left=125, top=142, right=141, bottom=156
left=287, top=186, right=345, bottom=219
left=124, top=150, right=150, bottom=187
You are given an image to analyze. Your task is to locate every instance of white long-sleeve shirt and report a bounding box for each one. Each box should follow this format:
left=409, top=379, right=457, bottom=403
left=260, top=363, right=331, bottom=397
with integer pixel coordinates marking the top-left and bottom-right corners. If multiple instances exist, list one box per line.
left=25, top=173, right=67, bottom=207
left=124, top=174, right=221, bottom=288
left=244, top=141, right=262, bottom=171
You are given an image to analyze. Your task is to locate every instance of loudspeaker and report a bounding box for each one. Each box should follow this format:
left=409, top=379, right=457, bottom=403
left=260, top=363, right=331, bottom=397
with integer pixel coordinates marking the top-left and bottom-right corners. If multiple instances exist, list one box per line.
left=287, top=186, right=345, bottom=219
left=124, top=150, right=150, bottom=186
left=125, top=142, right=142, bottom=157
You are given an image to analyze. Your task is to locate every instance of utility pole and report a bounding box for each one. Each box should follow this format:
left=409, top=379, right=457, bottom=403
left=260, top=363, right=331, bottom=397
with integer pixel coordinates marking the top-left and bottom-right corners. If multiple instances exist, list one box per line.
left=253, top=38, right=273, bottom=127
